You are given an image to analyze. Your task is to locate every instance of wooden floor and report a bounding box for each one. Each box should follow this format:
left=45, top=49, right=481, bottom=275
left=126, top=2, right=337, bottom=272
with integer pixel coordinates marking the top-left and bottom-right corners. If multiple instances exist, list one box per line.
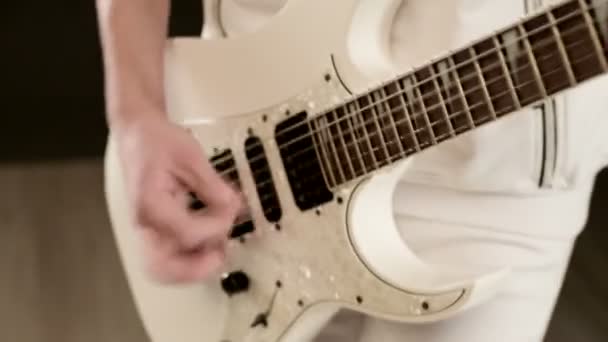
left=0, top=159, right=606, bottom=342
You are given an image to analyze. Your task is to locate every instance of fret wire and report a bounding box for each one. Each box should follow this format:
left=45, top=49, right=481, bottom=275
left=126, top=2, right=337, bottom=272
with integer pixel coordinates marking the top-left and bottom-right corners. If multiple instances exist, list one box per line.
left=332, top=109, right=357, bottom=180
left=395, top=80, right=421, bottom=151
left=429, top=64, right=456, bottom=136
left=387, top=24, right=589, bottom=128
left=351, top=100, right=379, bottom=170
left=492, top=35, right=522, bottom=109
left=446, top=55, right=476, bottom=128
left=548, top=11, right=578, bottom=85
left=410, top=74, right=438, bottom=145
left=343, top=105, right=368, bottom=174
left=367, top=50, right=598, bottom=156
left=579, top=0, right=608, bottom=71
left=518, top=23, right=549, bottom=97
left=321, top=114, right=347, bottom=184
left=469, top=47, right=498, bottom=120
left=367, top=92, right=392, bottom=163
left=307, top=120, right=336, bottom=188
left=379, top=85, right=407, bottom=157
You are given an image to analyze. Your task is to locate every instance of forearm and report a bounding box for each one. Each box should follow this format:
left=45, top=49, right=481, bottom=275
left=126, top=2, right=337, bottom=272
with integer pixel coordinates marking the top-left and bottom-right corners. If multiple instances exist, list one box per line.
left=95, top=0, right=170, bottom=130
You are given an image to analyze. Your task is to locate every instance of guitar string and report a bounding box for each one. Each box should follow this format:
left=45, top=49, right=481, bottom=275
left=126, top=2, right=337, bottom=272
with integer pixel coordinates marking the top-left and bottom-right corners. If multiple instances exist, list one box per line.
left=207, top=5, right=606, bottom=170
left=233, top=48, right=601, bottom=205
left=210, top=22, right=606, bottom=181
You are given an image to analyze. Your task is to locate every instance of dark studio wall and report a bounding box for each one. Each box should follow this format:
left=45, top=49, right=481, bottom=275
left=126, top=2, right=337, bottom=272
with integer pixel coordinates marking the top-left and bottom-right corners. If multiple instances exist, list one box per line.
left=0, top=0, right=202, bottom=161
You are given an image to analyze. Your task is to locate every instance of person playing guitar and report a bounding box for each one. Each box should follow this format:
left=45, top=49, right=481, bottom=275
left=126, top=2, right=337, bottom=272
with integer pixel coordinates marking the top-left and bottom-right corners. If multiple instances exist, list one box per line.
left=96, top=0, right=608, bottom=341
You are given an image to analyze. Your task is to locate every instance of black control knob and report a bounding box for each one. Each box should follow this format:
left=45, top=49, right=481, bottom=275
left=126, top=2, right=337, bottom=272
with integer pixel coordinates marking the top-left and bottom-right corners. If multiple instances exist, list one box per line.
left=221, top=271, right=250, bottom=296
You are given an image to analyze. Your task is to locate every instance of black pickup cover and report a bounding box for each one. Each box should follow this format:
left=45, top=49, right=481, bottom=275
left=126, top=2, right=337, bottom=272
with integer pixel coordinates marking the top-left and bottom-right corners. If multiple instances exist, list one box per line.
left=275, top=111, right=333, bottom=211
left=245, top=136, right=282, bottom=222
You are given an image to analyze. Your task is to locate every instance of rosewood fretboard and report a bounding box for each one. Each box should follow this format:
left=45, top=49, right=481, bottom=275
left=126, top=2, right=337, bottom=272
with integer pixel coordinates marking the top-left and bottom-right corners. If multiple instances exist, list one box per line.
left=305, top=0, right=608, bottom=188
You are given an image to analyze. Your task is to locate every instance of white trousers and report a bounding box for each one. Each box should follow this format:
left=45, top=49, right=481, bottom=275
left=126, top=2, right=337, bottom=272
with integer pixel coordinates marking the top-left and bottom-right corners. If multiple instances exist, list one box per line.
left=312, top=181, right=592, bottom=342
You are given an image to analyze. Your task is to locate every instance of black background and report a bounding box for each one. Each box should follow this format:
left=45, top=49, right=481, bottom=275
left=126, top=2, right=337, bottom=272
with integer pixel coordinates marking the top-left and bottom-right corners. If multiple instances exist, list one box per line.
left=0, top=0, right=202, bottom=161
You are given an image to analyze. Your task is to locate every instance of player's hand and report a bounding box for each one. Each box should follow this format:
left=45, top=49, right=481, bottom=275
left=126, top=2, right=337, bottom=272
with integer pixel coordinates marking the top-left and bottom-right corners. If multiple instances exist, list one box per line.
left=115, top=113, right=241, bottom=284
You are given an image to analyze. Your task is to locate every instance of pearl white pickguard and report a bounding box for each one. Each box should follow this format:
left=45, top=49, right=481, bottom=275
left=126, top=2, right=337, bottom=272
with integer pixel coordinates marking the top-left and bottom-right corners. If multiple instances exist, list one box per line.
left=103, top=0, right=510, bottom=341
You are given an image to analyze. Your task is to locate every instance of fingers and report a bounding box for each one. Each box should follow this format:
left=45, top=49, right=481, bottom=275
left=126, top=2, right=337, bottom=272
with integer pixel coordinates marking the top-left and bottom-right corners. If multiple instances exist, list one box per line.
left=141, top=228, right=226, bottom=283
left=132, top=140, right=244, bottom=283
left=138, top=186, right=233, bottom=250
left=176, top=145, right=242, bottom=216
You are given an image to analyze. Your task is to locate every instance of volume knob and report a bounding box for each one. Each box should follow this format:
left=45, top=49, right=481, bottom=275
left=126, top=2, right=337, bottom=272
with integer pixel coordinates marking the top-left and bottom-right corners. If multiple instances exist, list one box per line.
left=221, top=271, right=250, bottom=296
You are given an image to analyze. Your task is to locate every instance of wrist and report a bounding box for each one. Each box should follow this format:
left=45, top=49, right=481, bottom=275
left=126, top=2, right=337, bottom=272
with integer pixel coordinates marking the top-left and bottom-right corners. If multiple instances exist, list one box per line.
left=103, top=68, right=168, bottom=133
left=107, top=103, right=167, bottom=136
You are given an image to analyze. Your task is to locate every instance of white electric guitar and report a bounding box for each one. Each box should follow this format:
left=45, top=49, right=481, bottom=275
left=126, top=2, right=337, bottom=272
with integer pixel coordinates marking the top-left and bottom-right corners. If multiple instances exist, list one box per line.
left=104, top=0, right=608, bottom=341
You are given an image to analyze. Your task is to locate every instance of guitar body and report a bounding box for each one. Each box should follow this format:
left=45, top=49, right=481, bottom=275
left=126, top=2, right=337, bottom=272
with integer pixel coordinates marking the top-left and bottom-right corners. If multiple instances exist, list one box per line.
left=104, top=0, right=510, bottom=341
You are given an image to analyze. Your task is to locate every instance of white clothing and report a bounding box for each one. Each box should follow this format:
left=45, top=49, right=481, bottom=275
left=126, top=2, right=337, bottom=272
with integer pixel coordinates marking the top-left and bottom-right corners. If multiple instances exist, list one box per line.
left=200, top=0, right=608, bottom=341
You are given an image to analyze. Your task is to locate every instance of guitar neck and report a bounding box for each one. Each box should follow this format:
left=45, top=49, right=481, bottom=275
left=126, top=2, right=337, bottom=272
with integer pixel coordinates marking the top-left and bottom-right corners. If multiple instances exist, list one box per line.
left=308, top=0, right=608, bottom=188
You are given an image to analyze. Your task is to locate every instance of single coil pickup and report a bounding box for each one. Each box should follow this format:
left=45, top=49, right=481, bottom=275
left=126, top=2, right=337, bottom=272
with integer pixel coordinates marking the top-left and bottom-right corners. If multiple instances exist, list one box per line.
left=275, top=111, right=333, bottom=211
left=245, top=136, right=282, bottom=222
left=211, top=149, right=239, bottom=184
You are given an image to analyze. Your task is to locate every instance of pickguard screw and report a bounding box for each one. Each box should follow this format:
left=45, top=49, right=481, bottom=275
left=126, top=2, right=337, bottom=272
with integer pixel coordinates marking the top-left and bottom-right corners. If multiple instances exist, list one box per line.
left=262, top=114, right=268, bottom=122
left=285, top=109, right=291, bottom=116
left=276, top=280, right=282, bottom=288
left=356, top=296, right=363, bottom=304
left=275, top=223, right=281, bottom=231
left=422, top=301, right=430, bottom=310
left=337, top=197, right=343, bottom=204
left=247, top=127, right=254, bottom=136
left=315, top=209, right=321, bottom=216
left=324, top=73, right=332, bottom=82
left=297, top=299, right=304, bottom=307
left=213, top=147, right=220, bottom=154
